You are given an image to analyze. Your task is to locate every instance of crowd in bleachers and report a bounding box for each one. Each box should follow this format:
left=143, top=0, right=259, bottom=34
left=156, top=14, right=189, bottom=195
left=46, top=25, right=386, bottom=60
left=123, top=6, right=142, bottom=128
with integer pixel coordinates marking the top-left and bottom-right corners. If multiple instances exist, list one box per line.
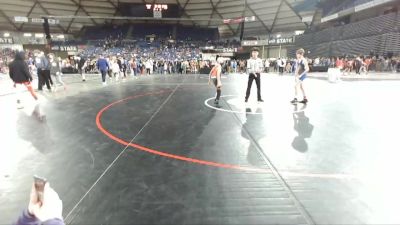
left=2, top=20, right=399, bottom=82
left=73, top=37, right=241, bottom=76
left=313, top=55, right=400, bottom=73
left=75, top=24, right=231, bottom=75
left=82, top=25, right=128, bottom=41
left=80, top=56, right=212, bottom=76
left=0, top=34, right=243, bottom=78
left=2, top=48, right=399, bottom=80
left=209, top=56, right=399, bottom=76
left=287, top=55, right=399, bottom=74
left=0, top=48, right=16, bottom=74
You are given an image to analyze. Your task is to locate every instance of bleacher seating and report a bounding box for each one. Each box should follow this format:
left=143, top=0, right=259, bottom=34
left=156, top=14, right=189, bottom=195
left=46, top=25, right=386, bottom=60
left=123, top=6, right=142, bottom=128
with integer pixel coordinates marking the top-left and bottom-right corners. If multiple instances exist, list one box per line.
left=384, top=33, right=400, bottom=54
left=324, top=0, right=373, bottom=17
left=293, top=34, right=310, bottom=46
left=176, top=27, right=219, bottom=41
left=342, top=13, right=396, bottom=39
left=81, top=24, right=219, bottom=42
left=330, top=34, right=382, bottom=56
left=82, top=25, right=129, bottom=40
left=313, top=28, right=335, bottom=43
left=131, top=25, right=171, bottom=38
left=291, top=13, right=400, bottom=57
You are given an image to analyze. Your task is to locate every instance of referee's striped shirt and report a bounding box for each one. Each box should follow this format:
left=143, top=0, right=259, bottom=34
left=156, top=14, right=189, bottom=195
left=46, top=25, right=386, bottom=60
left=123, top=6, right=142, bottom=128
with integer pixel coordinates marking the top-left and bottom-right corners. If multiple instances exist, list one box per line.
left=247, top=58, right=263, bottom=74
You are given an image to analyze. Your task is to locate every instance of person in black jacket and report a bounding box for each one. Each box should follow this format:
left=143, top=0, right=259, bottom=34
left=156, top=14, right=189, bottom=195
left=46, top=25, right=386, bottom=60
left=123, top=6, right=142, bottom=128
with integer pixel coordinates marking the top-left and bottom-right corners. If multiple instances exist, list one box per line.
left=9, top=51, right=38, bottom=108
left=78, top=56, right=86, bottom=82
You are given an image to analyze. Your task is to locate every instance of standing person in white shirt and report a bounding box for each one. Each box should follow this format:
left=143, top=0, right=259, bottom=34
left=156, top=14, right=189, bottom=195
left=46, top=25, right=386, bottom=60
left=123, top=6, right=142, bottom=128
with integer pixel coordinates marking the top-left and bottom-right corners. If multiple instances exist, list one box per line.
left=148, top=58, right=154, bottom=74
left=265, top=59, right=270, bottom=73
left=145, top=60, right=152, bottom=75
left=163, top=61, right=168, bottom=74
left=111, top=56, right=120, bottom=81
left=278, top=58, right=285, bottom=75
left=245, top=48, right=264, bottom=103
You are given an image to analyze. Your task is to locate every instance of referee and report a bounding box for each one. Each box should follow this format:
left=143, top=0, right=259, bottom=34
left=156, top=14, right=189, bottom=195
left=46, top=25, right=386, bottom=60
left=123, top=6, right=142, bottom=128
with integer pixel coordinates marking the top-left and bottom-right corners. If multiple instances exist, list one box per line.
left=245, top=48, right=264, bottom=102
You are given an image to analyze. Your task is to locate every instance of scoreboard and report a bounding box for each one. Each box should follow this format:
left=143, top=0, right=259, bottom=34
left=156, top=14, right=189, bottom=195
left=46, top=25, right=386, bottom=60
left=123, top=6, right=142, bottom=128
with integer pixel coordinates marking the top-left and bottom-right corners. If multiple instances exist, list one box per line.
left=146, top=4, right=168, bottom=11
left=118, top=3, right=181, bottom=18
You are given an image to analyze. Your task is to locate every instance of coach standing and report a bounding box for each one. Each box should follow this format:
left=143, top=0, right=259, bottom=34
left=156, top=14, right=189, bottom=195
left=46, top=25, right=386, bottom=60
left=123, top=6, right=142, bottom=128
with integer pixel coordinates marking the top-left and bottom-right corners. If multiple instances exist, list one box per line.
left=97, top=55, right=110, bottom=85
left=35, top=51, right=51, bottom=91
left=245, top=48, right=264, bottom=103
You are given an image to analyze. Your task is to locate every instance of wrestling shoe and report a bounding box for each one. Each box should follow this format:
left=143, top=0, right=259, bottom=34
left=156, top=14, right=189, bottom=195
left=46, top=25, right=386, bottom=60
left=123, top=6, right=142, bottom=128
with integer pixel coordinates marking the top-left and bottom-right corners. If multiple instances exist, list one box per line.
left=299, top=98, right=308, bottom=104
left=290, top=98, right=298, bottom=104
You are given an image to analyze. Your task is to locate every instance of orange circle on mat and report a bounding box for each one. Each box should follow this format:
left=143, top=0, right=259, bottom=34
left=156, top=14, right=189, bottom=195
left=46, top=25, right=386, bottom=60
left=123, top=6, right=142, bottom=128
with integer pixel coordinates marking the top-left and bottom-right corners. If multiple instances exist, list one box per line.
left=96, top=90, right=261, bottom=171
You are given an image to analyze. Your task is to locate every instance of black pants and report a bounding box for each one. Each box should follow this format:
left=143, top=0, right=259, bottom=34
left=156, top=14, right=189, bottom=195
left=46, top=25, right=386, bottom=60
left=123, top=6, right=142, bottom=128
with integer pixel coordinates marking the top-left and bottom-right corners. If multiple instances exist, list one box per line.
left=47, top=71, right=54, bottom=85
left=245, top=73, right=261, bottom=100
left=38, top=69, right=44, bottom=90
left=101, top=70, right=107, bottom=82
left=38, top=69, right=51, bottom=90
left=212, top=78, right=221, bottom=100
left=355, top=65, right=361, bottom=74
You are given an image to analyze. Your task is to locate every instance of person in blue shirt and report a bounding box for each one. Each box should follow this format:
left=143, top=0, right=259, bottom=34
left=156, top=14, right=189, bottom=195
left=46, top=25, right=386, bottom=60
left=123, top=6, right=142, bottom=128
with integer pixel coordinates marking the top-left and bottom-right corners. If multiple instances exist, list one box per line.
left=97, top=55, right=110, bottom=85
left=14, top=183, right=64, bottom=225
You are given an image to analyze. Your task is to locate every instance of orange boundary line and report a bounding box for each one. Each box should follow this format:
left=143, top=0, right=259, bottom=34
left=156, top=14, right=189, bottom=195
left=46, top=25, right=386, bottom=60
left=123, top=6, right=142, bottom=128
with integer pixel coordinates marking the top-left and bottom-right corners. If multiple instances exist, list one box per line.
left=95, top=90, right=263, bottom=172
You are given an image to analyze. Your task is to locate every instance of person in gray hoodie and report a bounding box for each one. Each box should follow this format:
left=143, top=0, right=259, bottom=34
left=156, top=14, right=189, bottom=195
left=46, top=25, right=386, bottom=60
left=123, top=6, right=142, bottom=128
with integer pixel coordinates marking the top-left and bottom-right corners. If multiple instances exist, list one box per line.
left=35, top=51, right=52, bottom=91
left=49, top=54, right=66, bottom=91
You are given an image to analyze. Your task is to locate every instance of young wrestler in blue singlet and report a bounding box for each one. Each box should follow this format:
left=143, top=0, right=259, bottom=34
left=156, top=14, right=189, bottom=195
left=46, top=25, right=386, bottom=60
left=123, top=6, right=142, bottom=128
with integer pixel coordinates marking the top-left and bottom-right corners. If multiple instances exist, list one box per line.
left=291, top=48, right=310, bottom=104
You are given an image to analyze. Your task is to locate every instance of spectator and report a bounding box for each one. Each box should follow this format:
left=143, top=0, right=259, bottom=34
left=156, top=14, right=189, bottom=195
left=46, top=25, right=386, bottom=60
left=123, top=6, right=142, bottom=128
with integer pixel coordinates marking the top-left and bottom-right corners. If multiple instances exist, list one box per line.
left=111, top=56, right=121, bottom=81
left=49, top=54, right=66, bottom=91
left=163, top=61, right=168, bottom=74
left=35, top=51, right=52, bottom=92
left=96, top=54, right=110, bottom=85
left=78, top=56, right=86, bottom=82
left=14, top=183, right=64, bottom=225
left=145, top=60, right=152, bottom=75
left=9, top=51, right=38, bottom=108
left=264, top=59, right=270, bottom=73
left=354, top=56, right=362, bottom=75
left=285, top=61, right=292, bottom=73
left=277, top=58, right=284, bottom=75
left=130, top=58, right=137, bottom=77
left=364, top=57, right=372, bottom=73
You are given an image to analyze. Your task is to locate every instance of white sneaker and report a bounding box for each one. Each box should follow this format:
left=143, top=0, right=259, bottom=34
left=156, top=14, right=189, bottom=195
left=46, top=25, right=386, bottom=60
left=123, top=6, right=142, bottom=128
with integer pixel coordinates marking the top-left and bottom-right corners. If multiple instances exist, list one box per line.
left=102, top=82, right=107, bottom=86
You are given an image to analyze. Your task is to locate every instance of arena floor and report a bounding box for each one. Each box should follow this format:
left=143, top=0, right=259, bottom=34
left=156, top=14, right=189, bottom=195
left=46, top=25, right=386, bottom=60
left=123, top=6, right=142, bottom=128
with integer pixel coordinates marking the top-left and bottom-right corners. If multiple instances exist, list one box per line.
left=1, top=73, right=400, bottom=224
